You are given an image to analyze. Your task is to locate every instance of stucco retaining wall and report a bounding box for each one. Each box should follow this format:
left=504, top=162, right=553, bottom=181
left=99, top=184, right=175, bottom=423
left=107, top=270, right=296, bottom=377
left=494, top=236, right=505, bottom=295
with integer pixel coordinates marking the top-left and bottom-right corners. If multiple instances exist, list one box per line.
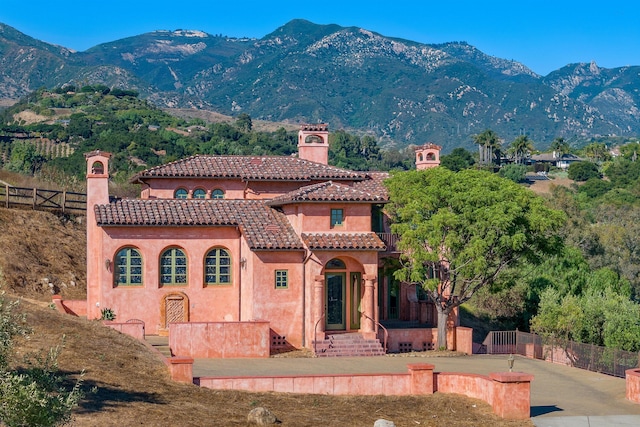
left=102, top=320, right=145, bottom=340
left=386, top=327, right=473, bottom=354
left=51, top=295, right=87, bottom=317
left=195, top=363, right=533, bottom=419
left=169, top=321, right=270, bottom=358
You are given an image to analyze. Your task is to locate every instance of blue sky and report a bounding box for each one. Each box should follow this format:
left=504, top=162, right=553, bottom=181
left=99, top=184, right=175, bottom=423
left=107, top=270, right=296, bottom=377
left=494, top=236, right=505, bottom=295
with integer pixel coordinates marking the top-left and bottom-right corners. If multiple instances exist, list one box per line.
left=2, top=0, right=638, bottom=76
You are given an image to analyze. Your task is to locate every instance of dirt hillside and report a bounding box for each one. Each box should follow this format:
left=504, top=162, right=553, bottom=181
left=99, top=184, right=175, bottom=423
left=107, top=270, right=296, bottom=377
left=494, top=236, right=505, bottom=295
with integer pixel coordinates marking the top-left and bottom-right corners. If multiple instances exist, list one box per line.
left=0, top=207, right=86, bottom=301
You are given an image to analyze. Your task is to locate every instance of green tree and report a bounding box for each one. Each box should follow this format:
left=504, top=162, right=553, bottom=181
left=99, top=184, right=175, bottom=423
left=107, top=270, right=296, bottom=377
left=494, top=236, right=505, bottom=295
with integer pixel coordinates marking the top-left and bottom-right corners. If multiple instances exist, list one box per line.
left=567, top=161, right=600, bottom=181
left=508, top=135, right=534, bottom=165
left=385, top=168, right=565, bottom=348
left=440, top=148, right=474, bottom=172
left=581, top=142, right=609, bottom=163
left=550, top=137, right=571, bottom=155
left=6, top=142, right=46, bottom=175
left=472, top=129, right=501, bottom=166
left=235, top=113, right=253, bottom=132
left=499, top=164, right=527, bottom=183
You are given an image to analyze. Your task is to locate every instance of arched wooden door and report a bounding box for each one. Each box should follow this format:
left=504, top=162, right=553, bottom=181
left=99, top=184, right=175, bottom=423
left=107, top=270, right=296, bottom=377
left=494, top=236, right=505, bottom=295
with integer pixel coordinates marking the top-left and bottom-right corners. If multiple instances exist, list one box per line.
left=160, top=292, right=189, bottom=335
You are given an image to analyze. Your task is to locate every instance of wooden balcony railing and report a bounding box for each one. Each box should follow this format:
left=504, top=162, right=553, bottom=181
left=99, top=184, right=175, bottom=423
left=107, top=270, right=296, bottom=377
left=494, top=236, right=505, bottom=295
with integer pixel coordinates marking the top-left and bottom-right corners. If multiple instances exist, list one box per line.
left=376, top=233, right=400, bottom=252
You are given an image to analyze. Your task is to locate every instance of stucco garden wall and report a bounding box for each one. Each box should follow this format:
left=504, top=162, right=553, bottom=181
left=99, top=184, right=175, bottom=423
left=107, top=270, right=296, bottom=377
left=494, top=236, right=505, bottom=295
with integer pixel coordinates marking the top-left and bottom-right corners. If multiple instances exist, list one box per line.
left=196, top=363, right=533, bottom=420
left=169, top=321, right=270, bottom=358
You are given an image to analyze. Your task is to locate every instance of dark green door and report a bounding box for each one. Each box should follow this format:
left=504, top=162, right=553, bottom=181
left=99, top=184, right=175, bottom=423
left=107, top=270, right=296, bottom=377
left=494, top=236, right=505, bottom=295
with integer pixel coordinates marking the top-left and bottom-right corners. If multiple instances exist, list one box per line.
left=326, top=273, right=346, bottom=330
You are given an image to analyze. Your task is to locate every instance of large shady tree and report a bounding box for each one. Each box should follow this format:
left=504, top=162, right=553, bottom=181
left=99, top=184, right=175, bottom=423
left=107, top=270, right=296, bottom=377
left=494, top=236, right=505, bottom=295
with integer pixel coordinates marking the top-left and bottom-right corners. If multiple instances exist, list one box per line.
left=384, top=168, right=566, bottom=348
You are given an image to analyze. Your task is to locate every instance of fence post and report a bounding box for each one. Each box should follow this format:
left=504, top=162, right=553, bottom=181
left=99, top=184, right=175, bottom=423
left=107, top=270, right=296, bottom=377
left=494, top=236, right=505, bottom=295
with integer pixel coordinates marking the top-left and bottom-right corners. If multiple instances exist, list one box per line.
left=62, top=191, right=66, bottom=214
left=32, top=188, right=37, bottom=210
left=5, top=184, right=8, bottom=208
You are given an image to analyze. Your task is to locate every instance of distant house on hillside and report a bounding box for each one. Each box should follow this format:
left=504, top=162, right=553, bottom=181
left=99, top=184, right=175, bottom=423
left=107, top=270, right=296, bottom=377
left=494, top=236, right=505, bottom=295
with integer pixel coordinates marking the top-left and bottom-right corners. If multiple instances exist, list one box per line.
left=530, top=152, right=584, bottom=170
left=82, top=126, right=470, bottom=358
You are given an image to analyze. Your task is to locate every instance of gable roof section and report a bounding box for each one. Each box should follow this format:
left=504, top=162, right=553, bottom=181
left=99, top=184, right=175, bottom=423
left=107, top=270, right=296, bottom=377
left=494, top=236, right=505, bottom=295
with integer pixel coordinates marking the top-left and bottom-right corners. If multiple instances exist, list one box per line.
left=267, top=181, right=386, bottom=206
left=302, top=233, right=386, bottom=251
left=352, top=172, right=389, bottom=199
left=94, top=199, right=303, bottom=250
left=132, top=155, right=366, bottom=182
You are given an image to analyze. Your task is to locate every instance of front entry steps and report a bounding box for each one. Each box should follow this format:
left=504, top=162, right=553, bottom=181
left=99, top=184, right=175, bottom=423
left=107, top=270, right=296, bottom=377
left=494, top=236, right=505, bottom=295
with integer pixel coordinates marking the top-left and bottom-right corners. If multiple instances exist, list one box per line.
left=313, top=332, right=385, bottom=357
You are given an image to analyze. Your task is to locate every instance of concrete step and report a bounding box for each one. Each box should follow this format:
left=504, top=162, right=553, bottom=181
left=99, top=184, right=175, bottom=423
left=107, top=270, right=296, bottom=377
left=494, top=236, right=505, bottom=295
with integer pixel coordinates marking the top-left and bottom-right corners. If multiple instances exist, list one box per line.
left=313, top=333, right=385, bottom=357
left=145, top=335, right=173, bottom=357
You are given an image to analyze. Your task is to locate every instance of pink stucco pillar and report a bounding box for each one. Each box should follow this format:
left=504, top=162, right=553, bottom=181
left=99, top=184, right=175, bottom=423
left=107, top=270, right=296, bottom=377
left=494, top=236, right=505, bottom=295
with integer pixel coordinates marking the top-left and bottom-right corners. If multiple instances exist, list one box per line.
left=489, top=372, right=534, bottom=419
left=313, top=275, right=325, bottom=339
left=361, top=275, right=375, bottom=338
left=408, top=363, right=435, bottom=395
left=167, top=356, right=194, bottom=384
left=626, top=369, right=640, bottom=403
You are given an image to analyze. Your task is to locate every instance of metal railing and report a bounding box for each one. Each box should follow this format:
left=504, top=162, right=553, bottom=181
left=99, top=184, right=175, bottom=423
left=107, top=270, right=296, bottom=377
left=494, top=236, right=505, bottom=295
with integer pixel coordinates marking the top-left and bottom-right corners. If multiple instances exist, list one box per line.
left=362, top=312, right=388, bottom=353
left=313, top=313, right=326, bottom=355
left=483, top=330, right=639, bottom=378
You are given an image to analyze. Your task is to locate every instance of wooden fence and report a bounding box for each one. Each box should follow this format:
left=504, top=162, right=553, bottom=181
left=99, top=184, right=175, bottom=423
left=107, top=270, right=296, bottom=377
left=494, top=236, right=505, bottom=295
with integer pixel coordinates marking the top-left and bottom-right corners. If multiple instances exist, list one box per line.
left=0, top=184, right=86, bottom=214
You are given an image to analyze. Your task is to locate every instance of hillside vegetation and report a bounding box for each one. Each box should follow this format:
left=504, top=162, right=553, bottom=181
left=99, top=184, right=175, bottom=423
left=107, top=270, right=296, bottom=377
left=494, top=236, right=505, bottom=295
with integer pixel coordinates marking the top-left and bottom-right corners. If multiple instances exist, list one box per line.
left=0, top=87, right=414, bottom=183
left=1, top=20, right=640, bottom=149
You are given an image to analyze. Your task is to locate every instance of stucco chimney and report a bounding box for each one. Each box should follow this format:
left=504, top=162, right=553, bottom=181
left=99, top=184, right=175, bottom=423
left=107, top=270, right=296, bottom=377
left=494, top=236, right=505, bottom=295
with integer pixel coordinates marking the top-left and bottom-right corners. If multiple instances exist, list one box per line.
left=85, top=150, right=112, bottom=320
left=415, top=143, right=442, bottom=170
left=298, top=124, right=329, bottom=164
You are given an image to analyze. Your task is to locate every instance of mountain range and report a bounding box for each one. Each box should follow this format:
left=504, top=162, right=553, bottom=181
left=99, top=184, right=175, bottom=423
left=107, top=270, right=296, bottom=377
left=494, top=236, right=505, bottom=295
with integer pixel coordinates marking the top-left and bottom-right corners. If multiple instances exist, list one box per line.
left=1, top=19, right=639, bottom=151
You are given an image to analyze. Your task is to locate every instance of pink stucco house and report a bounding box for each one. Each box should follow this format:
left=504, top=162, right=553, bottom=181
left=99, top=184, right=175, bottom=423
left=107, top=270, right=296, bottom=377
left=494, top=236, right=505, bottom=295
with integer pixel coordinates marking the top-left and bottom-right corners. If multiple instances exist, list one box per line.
left=84, top=124, right=468, bottom=357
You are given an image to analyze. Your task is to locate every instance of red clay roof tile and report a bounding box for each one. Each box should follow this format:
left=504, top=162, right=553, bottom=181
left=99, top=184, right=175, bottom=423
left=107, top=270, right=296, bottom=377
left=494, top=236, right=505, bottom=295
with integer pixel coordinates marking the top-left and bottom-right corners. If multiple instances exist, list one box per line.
left=95, top=199, right=304, bottom=250
left=268, top=181, right=386, bottom=206
left=301, top=233, right=386, bottom=251
left=132, top=155, right=366, bottom=182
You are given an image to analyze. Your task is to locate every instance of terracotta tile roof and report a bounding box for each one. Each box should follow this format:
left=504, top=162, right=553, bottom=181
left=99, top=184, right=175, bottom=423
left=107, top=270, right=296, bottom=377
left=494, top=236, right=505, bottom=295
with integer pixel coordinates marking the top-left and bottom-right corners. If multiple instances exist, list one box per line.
left=268, top=181, right=386, bottom=206
left=132, top=155, right=366, bottom=182
left=352, top=172, right=389, bottom=200
left=94, top=199, right=303, bottom=250
left=301, top=233, right=386, bottom=251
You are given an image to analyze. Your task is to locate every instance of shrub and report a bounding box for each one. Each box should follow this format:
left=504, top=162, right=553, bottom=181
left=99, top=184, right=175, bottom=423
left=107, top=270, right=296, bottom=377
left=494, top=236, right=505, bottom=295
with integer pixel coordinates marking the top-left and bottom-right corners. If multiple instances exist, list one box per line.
left=0, top=295, right=83, bottom=426
left=567, top=161, right=600, bottom=181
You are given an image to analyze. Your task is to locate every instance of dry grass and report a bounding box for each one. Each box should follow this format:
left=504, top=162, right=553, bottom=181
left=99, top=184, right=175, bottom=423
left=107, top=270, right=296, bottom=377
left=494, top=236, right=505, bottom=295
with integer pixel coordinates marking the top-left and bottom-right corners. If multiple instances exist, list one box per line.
left=1, top=206, right=533, bottom=426
left=0, top=207, right=86, bottom=301
left=165, top=108, right=300, bottom=133
left=528, top=176, right=574, bottom=195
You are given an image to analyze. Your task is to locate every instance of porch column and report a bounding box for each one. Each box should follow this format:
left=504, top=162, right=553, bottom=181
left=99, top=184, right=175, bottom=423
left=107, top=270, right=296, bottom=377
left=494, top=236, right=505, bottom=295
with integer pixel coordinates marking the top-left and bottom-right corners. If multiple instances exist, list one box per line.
left=313, top=275, right=325, bottom=339
left=362, top=275, right=376, bottom=337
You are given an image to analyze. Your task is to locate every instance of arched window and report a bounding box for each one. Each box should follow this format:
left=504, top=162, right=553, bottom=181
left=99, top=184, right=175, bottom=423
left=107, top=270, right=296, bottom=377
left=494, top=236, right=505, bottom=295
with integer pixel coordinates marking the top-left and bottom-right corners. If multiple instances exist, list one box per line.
left=91, top=161, right=104, bottom=174
left=174, top=188, right=188, bottom=199
left=418, top=153, right=423, bottom=162
left=193, top=188, right=206, bottom=199
left=205, top=248, right=231, bottom=285
left=326, top=258, right=346, bottom=269
left=426, top=152, right=436, bottom=161
left=160, top=247, right=187, bottom=286
left=211, top=189, right=224, bottom=199
left=305, top=134, right=323, bottom=144
left=114, top=247, right=142, bottom=286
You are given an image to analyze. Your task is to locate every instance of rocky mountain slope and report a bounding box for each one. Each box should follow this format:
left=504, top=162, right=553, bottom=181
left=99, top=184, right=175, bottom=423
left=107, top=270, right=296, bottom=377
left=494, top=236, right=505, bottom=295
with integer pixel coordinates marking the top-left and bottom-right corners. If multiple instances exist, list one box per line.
left=1, top=19, right=639, bottom=150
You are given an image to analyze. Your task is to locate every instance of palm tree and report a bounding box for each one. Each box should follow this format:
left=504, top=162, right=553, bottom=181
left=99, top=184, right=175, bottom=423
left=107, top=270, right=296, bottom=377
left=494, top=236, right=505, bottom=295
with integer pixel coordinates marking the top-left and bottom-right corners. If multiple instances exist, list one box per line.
left=550, top=137, right=571, bottom=155
left=582, top=142, right=608, bottom=163
left=508, top=135, right=534, bottom=165
left=472, top=129, right=501, bottom=166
